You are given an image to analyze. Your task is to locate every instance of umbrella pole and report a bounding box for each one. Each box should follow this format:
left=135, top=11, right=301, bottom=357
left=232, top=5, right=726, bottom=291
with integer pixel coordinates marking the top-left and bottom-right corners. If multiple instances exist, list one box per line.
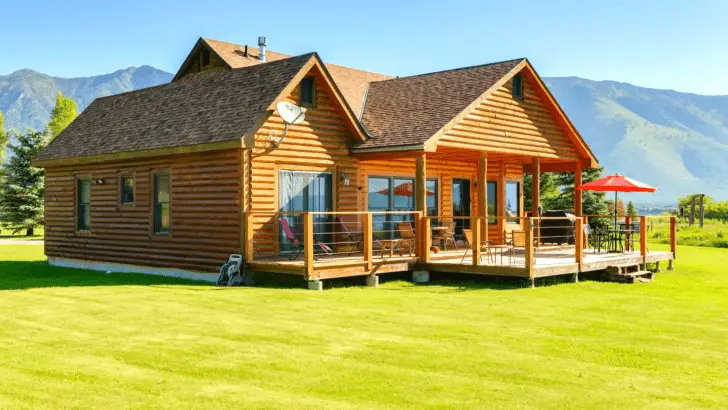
left=614, top=191, right=618, bottom=231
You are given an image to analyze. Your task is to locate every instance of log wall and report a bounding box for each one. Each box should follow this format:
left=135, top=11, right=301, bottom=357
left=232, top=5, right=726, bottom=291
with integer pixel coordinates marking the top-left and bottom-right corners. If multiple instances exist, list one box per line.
left=44, top=149, right=242, bottom=273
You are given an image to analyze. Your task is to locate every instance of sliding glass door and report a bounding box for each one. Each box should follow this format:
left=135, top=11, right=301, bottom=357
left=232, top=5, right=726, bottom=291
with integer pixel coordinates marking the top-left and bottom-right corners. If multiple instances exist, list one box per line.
left=367, top=176, right=438, bottom=238
left=279, top=171, right=332, bottom=252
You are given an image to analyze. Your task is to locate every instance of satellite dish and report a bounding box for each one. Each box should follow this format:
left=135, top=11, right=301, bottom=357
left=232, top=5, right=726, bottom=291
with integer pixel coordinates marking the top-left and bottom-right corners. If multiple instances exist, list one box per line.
left=275, top=101, right=306, bottom=148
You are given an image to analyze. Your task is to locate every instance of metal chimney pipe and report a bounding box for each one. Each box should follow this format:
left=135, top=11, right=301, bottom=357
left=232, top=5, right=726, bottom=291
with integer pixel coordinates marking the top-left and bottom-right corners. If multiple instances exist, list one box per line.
left=258, top=36, right=267, bottom=62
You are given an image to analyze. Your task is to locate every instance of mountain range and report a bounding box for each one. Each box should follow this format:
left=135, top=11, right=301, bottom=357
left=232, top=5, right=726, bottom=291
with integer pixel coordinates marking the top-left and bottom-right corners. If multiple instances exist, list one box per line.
left=2, top=65, right=727, bottom=204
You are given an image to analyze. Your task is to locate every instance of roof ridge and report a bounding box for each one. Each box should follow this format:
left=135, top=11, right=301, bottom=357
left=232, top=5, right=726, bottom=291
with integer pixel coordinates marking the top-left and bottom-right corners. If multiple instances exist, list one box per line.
left=94, top=52, right=315, bottom=103
left=370, top=58, right=526, bottom=84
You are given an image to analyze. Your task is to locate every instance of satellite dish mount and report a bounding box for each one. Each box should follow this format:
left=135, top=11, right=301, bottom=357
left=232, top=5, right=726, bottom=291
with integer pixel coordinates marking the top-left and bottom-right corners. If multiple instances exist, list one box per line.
left=275, top=101, right=306, bottom=148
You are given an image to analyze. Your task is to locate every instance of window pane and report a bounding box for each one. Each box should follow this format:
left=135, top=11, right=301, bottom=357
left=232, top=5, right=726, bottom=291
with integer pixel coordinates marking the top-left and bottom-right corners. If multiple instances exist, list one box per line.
left=392, top=178, right=414, bottom=210
left=506, top=181, right=520, bottom=223
left=78, top=180, right=90, bottom=204
left=159, top=203, right=170, bottom=232
left=77, top=179, right=91, bottom=231
left=156, top=174, right=170, bottom=203
left=301, top=77, right=315, bottom=106
left=122, top=177, right=134, bottom=204
left=487, top=181, right=497, bottom=224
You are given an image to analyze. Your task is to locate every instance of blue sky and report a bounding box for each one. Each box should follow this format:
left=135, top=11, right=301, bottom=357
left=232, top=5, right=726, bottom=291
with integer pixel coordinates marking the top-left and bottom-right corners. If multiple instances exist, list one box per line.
left=2, top=0, right=727, bottom=95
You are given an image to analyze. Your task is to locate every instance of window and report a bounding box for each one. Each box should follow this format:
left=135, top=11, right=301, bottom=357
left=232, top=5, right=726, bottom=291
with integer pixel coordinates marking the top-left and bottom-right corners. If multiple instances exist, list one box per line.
left=487, top=181, right=497, bottom=225
left=278, top=171, right=332, bottom=253
left=426, top=179, right=439, bottom=219
left=77, top=178, right=91, bottom=231
left=512, top=73, right=523, bottom=100
left=201, top=48, right=211, bottom=67
left=154, top=173, right=170, bottom=234
left=367, top=176, right=439, bottom=238
left=506, top=181, right=521, bottom=223
left=121, top=176, right=134, bottom=205
left=300, top=77, right=315, bottom=108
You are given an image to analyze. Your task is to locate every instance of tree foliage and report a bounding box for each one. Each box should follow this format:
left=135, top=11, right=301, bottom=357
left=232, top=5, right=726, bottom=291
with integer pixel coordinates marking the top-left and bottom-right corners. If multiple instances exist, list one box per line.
left=626, top=201, right=637, bottom=217
left=0, top=130, right=49, bottom=235
left=48, top=92, right=78, bottom=140
left=524, top=167, right=609, bottom=216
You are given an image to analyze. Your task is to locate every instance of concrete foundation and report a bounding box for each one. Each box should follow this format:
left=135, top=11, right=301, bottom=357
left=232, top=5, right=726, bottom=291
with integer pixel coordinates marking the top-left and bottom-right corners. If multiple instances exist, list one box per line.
left=307, top=280, right=323, bottom=291
left=365, top=275, right=379, bottom=287
left=412, top=270, right=430, bottom=283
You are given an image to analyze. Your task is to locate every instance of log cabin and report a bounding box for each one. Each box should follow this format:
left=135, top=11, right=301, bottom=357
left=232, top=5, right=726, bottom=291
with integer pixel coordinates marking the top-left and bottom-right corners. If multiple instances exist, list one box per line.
left=34, top=37, right=676, bottom=287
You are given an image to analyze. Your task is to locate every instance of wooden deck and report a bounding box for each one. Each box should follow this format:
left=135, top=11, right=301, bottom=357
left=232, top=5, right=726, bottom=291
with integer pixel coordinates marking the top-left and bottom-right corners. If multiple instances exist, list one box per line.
left=248, top=247, right=675, bottom=281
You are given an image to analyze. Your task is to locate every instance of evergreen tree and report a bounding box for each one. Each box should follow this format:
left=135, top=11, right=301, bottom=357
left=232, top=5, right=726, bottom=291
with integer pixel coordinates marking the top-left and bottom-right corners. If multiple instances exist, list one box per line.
left=626, top=200, right=638, bottom=217
left=523, top=167, right=608, bottom=216
left=48, top=92, right=78, bottom=139
left=0, top=109, right=7, bottom=158
left=0, top=130, right=49, bottom=235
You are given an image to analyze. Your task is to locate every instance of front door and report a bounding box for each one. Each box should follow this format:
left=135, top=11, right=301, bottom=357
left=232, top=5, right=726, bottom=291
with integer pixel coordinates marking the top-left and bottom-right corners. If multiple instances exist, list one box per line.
left=278, top=170, right=332, bottom=253
left=452, top=178, right=471, bottom=239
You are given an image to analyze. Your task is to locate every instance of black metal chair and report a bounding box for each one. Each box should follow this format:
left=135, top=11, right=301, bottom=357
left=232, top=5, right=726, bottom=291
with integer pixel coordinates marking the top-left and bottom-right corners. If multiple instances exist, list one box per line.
left=590, top=225, right=611, bottom=253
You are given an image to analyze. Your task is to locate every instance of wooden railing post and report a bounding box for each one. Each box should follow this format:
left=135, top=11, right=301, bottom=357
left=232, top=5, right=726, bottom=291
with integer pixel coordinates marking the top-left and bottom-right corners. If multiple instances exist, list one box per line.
left=472, top=216, right=481, bottom=266
left=640, top=216, right=648, bottom=269
left=245, top=213, right=255, bottom=262
left=363, top=212, right=373, bottom=271
left=420, top=217, right=431, bottom=263
left=583, top=216, right=589, bottom=250
left=624, top=216, right=631, bottom=252
left=575, top=217, right=583, bottom=271
left=670, top=215, right=677, bottom=261
left=414, top=212, right=421, bottom=258
left=525, top=218, right=534, bottom=286
left=304, top=213, right=314, bottom=278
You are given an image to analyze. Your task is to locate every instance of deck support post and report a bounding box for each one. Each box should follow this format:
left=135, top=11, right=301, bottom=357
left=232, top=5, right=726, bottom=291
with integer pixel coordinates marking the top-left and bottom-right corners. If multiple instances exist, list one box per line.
left=624, top=216, right=631, bottom=252
left=472, top=216, right=481, bottom=266
left=654, top=261, right=662, bottom=273
left=525, top=218, right=535, bottom=286
left=365, top=275, right=379, bottom=287
left=420, top=217, right=431, bottom=263
left=304, top=213, right=314, bottom=278
left=532, top=156, right=540, bottom=246
left=574, top=162, right=583, bottom=217
left=307, top=279, right=323, bottom=291
left=575, top=217, right=583, bottom=272
left=412, top=270, right=430, bottom=284
left=363, top=212, right=373, bottom=271
left=640, top=216, right=648, bottom=270
left=478, top=152, right=488, bottom=243
left=668, top=260, right=674, bottom=270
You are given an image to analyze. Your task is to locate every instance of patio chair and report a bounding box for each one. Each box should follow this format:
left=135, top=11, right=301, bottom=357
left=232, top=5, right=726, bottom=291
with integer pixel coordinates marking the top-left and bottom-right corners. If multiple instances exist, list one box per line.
left=396, top=222, right=416, bottom=257
left=590, top=225, right=610, bottom=253
left=460, top=229, right=493, bottom=263
left=508, top=230, right=528, bottom=264
left=441, top=220, right=459, bottom=251
left=279, top=217, right=333, bottom=260
left=337, top=216, right=363, bottom=255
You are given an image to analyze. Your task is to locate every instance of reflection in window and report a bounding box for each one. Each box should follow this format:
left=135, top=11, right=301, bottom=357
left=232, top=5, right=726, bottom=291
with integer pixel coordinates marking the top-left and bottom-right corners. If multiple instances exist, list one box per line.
left=487, top=181, right=497, bottom=225
left=506, top=181, right=521, bottom=223
left=426, top=179, right=438, bottom=219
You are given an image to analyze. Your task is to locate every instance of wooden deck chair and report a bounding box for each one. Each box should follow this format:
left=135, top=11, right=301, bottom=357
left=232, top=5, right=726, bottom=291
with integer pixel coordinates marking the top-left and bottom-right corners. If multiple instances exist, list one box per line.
left=460, top=229, right=492, bottom=263
left=396, top=222, right=416, bottom=257
left=441, top=220, right=459, bottom=250
left=338, top=216, right=363, bottom=255
left=279, top=217, right=333, bottom=260
left=509, top=230, right=527, bottom=264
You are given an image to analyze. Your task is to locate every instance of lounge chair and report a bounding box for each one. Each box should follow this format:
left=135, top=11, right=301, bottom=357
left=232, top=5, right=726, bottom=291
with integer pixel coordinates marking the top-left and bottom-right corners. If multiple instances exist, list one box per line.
left=279, top=217, right=333, bottom=260
left=338, top=216, right=364, bottom=254
left=460, top=228, right=493, bottom=263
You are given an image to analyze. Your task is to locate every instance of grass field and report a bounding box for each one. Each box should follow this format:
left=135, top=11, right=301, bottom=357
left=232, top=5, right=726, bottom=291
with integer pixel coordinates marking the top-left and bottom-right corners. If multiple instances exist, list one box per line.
left=0, top=243, right=726, bottom=408
left=0, top=227, right=44, bottom=241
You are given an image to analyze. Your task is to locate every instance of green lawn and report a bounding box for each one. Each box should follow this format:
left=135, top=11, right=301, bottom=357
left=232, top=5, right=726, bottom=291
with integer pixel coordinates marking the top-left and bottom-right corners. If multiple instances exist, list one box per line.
left=0, top=244, right=727, bottom=408
left=0, top=226, right=44, bottom=241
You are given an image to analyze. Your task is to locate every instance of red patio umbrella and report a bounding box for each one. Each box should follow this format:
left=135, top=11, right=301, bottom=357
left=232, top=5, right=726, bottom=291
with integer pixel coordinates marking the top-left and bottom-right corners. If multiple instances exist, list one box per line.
left=377, top=182, right=435, bottom=197
left=579, top=174, right=656, bottom=229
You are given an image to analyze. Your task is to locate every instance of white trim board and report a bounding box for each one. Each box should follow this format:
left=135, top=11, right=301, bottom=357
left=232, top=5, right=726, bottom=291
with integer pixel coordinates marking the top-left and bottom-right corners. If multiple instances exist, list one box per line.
left=47, top=256, right=217, bottom=283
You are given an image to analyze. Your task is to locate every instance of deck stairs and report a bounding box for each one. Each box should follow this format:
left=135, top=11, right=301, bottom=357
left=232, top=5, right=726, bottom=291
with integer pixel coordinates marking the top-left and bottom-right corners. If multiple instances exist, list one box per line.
left=604, top=263, right=655, bottom=283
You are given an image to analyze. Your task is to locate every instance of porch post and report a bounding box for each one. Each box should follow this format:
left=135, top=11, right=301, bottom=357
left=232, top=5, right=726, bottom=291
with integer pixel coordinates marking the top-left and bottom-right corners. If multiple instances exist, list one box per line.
left=574, top=162, right=583, bottom=217
left=415, top=153, right=427, bottom=215
left=531, top=156, right=540, bottom=216
left=478, top=152, right=488, bottom=243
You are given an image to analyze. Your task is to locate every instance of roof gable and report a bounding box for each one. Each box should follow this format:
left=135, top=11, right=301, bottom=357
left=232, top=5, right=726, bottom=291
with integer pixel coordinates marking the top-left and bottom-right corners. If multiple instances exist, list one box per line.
left=355, top=59, right=525, bottom=150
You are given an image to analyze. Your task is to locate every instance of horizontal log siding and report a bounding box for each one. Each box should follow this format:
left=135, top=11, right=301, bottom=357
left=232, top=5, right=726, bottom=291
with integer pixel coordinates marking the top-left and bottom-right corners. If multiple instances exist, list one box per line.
left=44, top=149, right=242, bottom=273
left=437, top=71, right=580, bottom=160
left=247, top=66, right=358, bottom=257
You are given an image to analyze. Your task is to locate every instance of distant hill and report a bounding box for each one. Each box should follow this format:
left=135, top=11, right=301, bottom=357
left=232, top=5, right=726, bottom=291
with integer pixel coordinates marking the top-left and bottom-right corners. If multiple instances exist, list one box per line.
left=0, top=65, right=173, bottom=133
left=2, top=65, right=727, bottom=203
left=544, top=77, right=728, bottom=204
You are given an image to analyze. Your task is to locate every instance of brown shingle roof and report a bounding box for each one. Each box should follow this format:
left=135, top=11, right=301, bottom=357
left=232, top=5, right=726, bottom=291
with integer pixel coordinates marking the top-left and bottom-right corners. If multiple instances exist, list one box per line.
left=198, top=38, right=392, bottom=117
left=355, top=58, right=525, bottom=150
left=35, top=53, right=314, bottom=162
